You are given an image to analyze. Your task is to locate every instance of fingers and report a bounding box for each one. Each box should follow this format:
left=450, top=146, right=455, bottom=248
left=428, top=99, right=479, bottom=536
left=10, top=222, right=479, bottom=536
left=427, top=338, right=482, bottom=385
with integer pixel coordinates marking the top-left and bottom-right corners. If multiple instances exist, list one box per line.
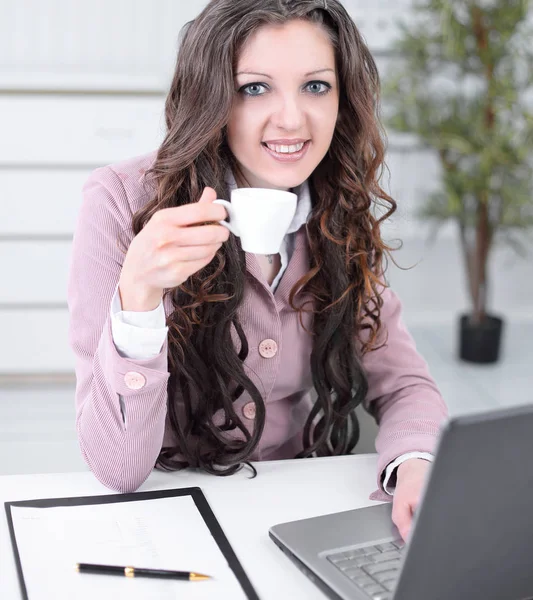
left=198, top=186, right=217, bottom=204
left=391, top=460, right=428, bottom=542
left=167, top=242, right=223, bottom=263
left=162, top=224, right=230, bottom=248
left=392, top=500, right=413, bottom=542
left=153, top=187, right=228, bottom=227
left=123, top=188, right=228, bottom=293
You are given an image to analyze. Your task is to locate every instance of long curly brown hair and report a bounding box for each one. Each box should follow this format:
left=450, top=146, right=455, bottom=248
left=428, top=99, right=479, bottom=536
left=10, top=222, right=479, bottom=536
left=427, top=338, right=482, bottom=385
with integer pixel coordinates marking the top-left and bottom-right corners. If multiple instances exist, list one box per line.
left=132, top=0, right=397, bottom=476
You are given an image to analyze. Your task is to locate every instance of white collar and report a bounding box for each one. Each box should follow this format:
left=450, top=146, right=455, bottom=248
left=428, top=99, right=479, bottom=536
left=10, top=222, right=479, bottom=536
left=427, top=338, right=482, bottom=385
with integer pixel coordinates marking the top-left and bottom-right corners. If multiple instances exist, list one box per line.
left=225, top=170, right=311, bottom=235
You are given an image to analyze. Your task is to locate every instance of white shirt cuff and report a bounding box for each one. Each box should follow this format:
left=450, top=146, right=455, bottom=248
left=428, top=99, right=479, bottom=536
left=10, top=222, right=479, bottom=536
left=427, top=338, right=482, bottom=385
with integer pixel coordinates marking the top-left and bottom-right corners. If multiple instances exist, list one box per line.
left=110, top=284, right=168, bottom=360
left=382, top=451, right=434, bottom=496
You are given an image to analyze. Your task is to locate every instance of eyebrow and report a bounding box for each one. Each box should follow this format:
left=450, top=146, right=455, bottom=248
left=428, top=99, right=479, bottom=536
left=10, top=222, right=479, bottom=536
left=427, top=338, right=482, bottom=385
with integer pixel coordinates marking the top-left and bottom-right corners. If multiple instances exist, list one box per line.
left=235, top=68, right=335, bottom=79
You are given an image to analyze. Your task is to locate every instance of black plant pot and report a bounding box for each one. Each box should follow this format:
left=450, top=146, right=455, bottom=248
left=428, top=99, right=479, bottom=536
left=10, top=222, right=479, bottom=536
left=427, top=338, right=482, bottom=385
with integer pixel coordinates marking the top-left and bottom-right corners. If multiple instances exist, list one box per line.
left=459, top=313, right=504, bottom=364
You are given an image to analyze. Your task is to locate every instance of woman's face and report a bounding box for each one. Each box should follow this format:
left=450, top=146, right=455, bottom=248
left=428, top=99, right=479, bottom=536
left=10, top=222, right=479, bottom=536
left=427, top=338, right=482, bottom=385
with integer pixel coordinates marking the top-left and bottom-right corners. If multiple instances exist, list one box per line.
left=227, top=19, right=339, bottom=191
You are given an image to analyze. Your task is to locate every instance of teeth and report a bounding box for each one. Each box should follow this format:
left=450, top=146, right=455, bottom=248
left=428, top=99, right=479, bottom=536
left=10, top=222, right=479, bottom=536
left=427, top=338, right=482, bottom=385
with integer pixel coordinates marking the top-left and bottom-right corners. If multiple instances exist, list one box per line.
left=266, top=142, right=305, bottom=154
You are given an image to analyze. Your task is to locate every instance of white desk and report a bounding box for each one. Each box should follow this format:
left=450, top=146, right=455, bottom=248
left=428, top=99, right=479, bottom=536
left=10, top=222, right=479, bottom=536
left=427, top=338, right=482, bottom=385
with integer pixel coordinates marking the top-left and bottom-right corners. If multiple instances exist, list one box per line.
left=0, top=454, right=383, bottom=599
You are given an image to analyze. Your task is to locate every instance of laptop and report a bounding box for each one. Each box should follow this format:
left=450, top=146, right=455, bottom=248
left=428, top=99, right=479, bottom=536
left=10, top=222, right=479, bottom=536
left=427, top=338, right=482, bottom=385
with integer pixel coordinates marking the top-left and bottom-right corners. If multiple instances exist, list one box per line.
left=269, top=404, right=533, bottom=600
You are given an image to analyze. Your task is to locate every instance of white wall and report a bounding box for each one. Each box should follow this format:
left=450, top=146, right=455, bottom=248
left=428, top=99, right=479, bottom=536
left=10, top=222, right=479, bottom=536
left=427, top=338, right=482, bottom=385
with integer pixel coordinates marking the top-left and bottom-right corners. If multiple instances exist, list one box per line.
left=0, top=0, right=530, bottom=378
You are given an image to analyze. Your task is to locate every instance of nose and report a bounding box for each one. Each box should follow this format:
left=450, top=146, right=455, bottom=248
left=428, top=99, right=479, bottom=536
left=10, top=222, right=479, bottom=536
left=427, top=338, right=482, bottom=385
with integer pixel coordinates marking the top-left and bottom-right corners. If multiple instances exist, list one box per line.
left=271, top=93, right=305, bottom=131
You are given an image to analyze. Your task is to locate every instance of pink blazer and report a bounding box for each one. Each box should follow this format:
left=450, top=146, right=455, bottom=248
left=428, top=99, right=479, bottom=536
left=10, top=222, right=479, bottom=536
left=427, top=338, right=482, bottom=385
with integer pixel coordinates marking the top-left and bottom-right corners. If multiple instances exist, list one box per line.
left=67, top=151, right=448, bottom=496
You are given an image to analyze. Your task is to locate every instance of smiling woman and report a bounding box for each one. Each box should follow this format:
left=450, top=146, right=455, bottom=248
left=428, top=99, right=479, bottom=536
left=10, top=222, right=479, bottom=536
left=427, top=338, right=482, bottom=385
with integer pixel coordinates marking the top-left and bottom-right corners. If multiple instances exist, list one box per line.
left=68, top=0, right=447, bottom=540
left=227, top=19, right=340, bottom=191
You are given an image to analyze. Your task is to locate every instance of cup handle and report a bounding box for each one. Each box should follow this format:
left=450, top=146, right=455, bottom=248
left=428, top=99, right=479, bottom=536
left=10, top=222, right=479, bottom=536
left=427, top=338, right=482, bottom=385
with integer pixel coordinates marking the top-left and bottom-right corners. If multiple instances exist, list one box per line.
left=213, top=199, right=239, bottom=236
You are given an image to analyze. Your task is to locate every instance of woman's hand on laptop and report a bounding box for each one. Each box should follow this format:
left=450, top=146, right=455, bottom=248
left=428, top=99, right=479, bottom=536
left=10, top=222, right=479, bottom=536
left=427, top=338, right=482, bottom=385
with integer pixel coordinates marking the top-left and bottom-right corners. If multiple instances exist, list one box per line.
left=392, top=458, right=431, bottom=542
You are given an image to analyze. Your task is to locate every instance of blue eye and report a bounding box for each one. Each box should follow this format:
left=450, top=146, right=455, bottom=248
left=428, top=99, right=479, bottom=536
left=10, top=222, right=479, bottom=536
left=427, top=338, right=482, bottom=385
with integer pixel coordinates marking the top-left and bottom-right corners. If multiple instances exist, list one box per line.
left=305, top=81, right=331, bottom=95
left=238, top=80, right=332, bottom=97
left=239, top=83, right=268, bottom=97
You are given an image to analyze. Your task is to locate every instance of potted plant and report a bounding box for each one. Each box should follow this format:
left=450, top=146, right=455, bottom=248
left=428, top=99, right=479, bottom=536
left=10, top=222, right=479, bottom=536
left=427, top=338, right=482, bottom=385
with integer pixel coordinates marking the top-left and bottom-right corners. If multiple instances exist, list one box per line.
left=382, top=0, right=533, bottom=363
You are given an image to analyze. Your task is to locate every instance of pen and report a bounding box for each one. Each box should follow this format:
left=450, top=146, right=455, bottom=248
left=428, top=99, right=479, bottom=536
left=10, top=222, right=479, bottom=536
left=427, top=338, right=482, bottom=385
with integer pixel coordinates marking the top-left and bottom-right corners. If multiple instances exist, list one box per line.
left=74, top=563, right=211, bottom=581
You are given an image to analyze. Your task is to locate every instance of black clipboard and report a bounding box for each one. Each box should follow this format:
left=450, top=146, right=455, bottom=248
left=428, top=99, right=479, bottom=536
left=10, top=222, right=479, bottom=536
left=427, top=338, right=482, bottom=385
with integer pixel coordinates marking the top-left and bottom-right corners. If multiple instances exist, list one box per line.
left=5, top=486, right=260, bottom=600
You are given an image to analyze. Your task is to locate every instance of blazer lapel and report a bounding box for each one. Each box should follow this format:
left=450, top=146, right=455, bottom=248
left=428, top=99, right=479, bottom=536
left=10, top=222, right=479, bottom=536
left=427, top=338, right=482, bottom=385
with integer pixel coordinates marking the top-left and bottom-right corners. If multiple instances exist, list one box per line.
left=273, top=225, right=309, bottom=304
left=244, top=224, right=310, bottom=305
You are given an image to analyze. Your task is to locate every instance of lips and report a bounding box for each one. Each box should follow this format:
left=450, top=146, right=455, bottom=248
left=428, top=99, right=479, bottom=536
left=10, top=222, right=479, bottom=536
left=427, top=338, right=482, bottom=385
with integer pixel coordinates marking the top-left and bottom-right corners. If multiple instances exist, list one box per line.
left=264, top=141, right=306, bottom=154
left=262, top=140, right=311, bottom=163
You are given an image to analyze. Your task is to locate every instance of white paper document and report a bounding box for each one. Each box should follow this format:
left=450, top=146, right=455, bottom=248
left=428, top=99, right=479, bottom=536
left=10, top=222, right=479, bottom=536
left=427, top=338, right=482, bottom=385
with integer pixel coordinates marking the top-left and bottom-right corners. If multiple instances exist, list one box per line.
left=10, top=495, right=249, bottom=600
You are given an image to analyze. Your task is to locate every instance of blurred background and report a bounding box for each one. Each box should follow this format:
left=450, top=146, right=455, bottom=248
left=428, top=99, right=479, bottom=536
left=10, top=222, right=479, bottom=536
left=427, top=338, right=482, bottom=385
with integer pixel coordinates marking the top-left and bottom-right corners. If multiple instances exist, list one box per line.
left=0, top=0, right=531, bottom=475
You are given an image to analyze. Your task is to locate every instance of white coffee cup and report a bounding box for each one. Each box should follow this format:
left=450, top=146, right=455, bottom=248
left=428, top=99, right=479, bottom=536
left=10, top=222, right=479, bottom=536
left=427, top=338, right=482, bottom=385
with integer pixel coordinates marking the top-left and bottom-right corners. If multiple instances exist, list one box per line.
left=214, top=188, right=297, bottom=254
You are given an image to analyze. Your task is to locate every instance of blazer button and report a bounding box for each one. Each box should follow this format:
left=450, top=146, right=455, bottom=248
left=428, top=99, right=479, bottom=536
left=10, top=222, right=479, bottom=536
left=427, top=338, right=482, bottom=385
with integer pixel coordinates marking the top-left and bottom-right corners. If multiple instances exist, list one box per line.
left=258, top=339, right=278, bottom=358
left=124, top=371, right=146, bottom=390
left=242, top=402, right=256, bottom=420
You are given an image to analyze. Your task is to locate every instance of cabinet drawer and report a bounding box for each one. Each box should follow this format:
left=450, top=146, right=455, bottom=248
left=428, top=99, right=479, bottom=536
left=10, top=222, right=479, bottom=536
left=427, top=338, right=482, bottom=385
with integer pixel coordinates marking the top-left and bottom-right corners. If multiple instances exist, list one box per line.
left=0, top=169, right=92, bottom=235
left=0, top=95, right=165, bottom=165
left=0, top=309, right=73, bottom=374
left=0, top=241, right=72, bottom=304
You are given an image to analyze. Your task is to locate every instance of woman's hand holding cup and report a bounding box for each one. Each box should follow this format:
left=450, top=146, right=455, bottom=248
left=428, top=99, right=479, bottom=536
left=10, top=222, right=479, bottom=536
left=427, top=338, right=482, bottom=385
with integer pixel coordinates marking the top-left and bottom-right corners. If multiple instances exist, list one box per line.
left=118, top=187, right=230, bottom=311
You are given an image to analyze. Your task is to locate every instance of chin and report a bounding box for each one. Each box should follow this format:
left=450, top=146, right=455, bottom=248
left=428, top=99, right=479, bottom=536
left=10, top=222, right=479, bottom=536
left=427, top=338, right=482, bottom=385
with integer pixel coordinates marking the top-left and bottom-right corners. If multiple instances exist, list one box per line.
left=260, top=171, right=312, bottom=191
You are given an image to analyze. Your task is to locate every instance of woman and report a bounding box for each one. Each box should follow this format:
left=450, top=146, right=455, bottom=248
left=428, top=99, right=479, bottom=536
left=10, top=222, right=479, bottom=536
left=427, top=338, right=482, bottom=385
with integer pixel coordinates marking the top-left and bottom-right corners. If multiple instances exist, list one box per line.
left=67, top=0, right=448, bottom=542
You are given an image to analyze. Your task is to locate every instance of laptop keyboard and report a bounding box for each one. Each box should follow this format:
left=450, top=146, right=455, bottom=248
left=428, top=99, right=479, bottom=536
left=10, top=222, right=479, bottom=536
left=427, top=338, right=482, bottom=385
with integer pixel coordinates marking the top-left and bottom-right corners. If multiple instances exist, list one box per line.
left=326, top=540, right=405, bottom=600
